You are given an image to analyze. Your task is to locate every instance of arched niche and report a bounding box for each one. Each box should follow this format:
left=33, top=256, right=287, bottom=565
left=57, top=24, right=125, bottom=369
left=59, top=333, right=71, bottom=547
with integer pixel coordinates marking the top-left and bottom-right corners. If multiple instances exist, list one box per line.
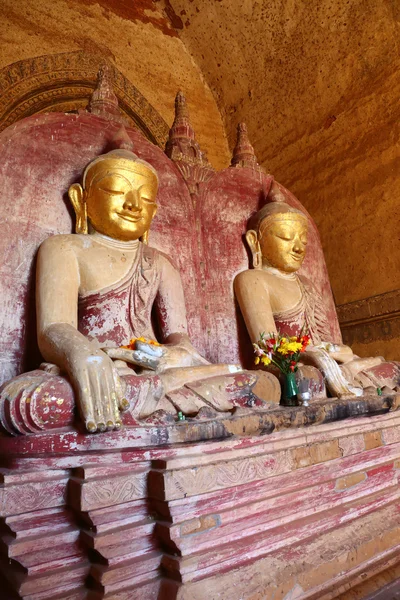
left=0, top=51, right=169, bottom=147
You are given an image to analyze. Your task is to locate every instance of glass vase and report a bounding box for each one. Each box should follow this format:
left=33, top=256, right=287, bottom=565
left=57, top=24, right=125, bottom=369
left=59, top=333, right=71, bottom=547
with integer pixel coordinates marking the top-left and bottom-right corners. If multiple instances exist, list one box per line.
left=280, top=372, right=299, bottom=407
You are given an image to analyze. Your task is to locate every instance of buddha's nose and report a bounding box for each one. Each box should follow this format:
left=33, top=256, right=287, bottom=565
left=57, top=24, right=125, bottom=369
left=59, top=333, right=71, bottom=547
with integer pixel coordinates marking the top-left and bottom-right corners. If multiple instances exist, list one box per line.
left=293, top=239, right=304, bottom=254
left=123, top=190, right=141, bottom=212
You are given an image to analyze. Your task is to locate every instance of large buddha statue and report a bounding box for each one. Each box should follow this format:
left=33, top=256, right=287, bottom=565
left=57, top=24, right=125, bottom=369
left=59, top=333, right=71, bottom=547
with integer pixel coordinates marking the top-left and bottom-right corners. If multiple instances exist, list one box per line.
left=235, top=202, right=400, bottom=397
left=2, top=137, right=279, bottom=435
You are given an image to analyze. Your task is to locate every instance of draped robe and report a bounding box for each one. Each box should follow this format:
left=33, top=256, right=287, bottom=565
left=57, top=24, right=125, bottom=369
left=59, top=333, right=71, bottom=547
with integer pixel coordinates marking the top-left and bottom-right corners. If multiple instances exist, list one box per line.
left=78, top=243, right=188, bottom=347
left=273, top=275, right=400, bottom=391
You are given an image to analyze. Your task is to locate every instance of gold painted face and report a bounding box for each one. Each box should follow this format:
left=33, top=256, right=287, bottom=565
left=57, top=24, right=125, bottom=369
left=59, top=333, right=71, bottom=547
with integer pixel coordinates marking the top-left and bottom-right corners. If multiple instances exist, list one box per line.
left=85, top=167, right=157, bottom=241
left=259, top=216, right=308, bottom=273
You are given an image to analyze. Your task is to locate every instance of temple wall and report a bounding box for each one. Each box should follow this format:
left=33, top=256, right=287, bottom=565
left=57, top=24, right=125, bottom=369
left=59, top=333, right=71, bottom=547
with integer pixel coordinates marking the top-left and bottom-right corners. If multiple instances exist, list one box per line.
left=0, top=0, right=230, bottom=170
left=166, top=0, right=400, bottom=360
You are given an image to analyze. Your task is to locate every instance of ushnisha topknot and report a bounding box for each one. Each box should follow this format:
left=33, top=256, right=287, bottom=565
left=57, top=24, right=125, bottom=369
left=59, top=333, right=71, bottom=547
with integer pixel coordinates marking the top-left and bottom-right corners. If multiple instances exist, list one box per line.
left=82, top=126, right=159, bottom=192
left=83, top=149, right=159, bottom=191
left=247, top=201, right=308, bottom=237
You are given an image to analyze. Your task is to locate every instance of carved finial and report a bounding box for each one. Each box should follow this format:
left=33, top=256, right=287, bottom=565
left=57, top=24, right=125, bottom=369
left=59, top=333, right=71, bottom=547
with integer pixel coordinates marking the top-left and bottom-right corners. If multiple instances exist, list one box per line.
left=88, top=63, right=124, bottom=123
left=230, top=122, right=262, bottom=170
left=166, top=91, right=196, bottom=148
left=173, top=91, right=191, bottom=127
left=165, top=91, right=214, bottom=195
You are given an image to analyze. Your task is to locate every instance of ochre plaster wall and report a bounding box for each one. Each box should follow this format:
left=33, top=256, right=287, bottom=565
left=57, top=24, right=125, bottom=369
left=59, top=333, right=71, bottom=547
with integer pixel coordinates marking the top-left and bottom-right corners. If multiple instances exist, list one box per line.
left=166, top=0, right=400, bottom=358
left=0, top=0, right=230, bottom=169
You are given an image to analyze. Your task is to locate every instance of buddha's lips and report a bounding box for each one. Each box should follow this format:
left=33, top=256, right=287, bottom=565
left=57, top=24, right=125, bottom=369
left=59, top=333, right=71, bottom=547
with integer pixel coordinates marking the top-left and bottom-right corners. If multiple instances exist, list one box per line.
left=289, top=253, right=304, bottom=260
left=116, top=211, right=143, bottom=223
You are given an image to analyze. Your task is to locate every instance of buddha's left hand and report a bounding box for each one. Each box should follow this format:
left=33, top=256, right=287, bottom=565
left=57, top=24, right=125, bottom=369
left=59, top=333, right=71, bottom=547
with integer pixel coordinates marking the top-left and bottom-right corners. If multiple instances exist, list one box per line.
left=103, top=334, right=208, bottom=373
left=312, top=342, right=354, bottom=363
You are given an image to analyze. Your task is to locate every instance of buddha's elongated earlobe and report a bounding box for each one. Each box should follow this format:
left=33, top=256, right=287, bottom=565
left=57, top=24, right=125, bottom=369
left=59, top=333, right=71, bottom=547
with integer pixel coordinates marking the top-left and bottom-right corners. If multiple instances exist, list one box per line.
left=245, top=230, right=262, bottom=270
left=68, top=183, right=88, bottom=234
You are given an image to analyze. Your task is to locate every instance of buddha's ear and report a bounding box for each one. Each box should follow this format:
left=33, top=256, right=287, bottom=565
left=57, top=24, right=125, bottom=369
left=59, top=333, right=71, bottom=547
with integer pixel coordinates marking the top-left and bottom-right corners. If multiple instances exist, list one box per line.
left=245, top=229, right=262, bottom=269
left=68, top=183, right=88, bottom=235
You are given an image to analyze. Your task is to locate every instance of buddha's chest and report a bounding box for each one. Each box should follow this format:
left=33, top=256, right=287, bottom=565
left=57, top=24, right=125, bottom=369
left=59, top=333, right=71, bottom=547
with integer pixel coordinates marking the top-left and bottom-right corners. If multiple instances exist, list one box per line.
left=77, top=246, right=138, bottom=295
left=262, top=273, right=303, bottom=314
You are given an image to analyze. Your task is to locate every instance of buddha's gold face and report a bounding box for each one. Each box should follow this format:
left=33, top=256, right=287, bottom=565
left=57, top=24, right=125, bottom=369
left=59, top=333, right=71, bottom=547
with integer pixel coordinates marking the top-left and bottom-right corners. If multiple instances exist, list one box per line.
left=85, top=167, right=157, bottom=241
left=259, top=216, right=308, bottom=273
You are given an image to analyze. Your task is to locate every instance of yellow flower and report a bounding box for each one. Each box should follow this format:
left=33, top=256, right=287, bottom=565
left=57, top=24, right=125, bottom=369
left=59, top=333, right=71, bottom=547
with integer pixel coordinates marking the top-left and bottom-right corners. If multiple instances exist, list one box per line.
left=277, top=344, right=289, bottom=355
left=286, top=341, right=303, bottom=353
left=289, top=336, right=298, bottom=342
left=254, top=356, right=260, bottom=365
left=261, top=356, right=271, bottom=366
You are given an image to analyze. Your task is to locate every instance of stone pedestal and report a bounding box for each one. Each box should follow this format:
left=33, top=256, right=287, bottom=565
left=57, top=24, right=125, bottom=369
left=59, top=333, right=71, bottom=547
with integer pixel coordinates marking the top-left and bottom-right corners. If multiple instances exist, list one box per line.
left=1, top=394, right=400, bottom=599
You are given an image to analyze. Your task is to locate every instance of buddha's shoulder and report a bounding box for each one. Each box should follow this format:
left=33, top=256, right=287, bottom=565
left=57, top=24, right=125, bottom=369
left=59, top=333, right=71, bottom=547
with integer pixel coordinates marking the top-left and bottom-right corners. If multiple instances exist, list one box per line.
left=39, top=233, right=86, bottom=252
left=147, top=245, right=179, bottom=271
left=234, top=269, right=269, bottom=287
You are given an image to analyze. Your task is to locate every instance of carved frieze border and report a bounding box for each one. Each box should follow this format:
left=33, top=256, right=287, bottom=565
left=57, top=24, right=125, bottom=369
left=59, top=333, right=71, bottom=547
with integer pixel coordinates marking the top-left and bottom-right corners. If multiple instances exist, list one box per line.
left=337, top=288, right=400, bottom=346
left=0, top=51, right=170, bottom=147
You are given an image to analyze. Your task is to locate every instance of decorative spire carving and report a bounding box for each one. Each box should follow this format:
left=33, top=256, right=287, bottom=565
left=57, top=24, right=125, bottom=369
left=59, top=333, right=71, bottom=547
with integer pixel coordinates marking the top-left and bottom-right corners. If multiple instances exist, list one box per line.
left=167, top=90, right=194, bottom=142
left=165, top=91, right=214, bottom=196
left=230, top=122, right=263, bottom=171
left=88, top=63, right=125, bottom=124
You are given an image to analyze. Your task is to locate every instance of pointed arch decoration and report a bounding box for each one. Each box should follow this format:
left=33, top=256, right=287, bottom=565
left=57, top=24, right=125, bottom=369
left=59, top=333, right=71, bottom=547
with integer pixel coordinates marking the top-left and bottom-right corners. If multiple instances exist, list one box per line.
left=0, top=51, right=169, bottom=147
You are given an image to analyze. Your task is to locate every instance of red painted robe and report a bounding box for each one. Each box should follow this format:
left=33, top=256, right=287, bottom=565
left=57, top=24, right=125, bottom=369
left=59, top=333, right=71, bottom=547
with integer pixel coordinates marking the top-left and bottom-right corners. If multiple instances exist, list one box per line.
left=273, top=275, right=400, bottom=389
left=78, top=243, right=188, bottom=347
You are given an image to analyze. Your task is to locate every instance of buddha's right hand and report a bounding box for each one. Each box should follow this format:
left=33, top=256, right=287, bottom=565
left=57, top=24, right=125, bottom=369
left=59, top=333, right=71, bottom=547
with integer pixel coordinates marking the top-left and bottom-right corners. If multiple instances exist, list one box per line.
left=68, top=345, right=129, bottom=433
left=103, top=338, right=208, bottom=372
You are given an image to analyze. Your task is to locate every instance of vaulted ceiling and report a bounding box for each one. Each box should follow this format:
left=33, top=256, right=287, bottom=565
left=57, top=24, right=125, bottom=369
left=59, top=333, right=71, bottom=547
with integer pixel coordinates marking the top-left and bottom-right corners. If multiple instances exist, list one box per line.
left=158, top=1, right=399, bottom=173
left=158, top=0, right=400, bottom=313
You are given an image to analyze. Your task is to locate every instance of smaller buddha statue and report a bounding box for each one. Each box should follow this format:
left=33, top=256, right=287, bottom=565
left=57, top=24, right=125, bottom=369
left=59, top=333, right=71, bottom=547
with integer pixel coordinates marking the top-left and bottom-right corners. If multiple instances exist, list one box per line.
left=234, top=202, right=400, bottom=398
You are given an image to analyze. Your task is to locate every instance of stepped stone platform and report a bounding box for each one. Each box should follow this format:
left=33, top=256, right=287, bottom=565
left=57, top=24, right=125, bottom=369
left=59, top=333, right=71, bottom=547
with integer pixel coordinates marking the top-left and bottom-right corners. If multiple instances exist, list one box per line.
left=1, top=393, right=400, bottom=599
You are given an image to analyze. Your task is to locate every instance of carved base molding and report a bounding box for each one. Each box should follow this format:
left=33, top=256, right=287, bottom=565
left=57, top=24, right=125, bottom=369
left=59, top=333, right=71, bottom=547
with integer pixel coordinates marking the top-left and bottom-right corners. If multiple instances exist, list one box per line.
left=0, top=51, right=169, bottom=147
left=337, top=288, right=400, bottom=347
left=2, top=405, right=400, bottom=598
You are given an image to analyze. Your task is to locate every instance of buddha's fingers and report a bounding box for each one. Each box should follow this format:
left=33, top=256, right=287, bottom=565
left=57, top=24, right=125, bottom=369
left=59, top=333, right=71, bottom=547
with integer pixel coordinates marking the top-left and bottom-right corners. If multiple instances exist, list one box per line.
left=104, top=348, right=159, bottom=370
left=130, top=350, right=159, bottom=370
left=76, top=369, right=97, bottom=434
left=87, top=363, right=106, bottom=432
left=99, top=372, right=117, bottom=431
left=96, top=360, right=124, bottom=430
left=135, top=341, right=163, bottom=357
left=111, top=366, right=128, bottom=415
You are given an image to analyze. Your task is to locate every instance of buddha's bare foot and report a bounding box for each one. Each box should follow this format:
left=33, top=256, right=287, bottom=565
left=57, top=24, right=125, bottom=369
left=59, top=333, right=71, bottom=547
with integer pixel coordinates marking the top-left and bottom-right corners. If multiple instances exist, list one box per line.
left=340, top=356, right=384, bottom=382
left=158, top=364, right=242, bottom=395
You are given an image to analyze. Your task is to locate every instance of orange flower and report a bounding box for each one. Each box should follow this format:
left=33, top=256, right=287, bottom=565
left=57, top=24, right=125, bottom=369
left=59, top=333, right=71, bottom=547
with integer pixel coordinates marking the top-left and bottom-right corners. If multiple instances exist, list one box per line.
left=122, top=336, right=161, bottom=350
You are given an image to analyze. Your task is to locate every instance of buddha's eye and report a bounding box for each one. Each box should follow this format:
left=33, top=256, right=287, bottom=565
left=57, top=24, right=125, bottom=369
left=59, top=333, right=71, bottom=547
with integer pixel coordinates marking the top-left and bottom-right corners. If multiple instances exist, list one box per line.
left=98, top=186, right=125, bottom=195
left=139, top=186, right=155, bottom=203
left=277, top=234, right=293, bottom=241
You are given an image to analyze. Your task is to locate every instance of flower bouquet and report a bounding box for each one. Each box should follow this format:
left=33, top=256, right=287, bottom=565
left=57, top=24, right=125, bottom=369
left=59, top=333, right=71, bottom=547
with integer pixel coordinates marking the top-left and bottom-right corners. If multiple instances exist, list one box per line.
left=253, top=331, right=310, bottom=406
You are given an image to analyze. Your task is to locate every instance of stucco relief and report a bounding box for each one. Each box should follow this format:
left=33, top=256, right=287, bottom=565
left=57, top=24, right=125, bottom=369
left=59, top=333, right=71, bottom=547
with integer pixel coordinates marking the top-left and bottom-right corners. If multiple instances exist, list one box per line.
left=0, top=51, right=169, bottom=147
